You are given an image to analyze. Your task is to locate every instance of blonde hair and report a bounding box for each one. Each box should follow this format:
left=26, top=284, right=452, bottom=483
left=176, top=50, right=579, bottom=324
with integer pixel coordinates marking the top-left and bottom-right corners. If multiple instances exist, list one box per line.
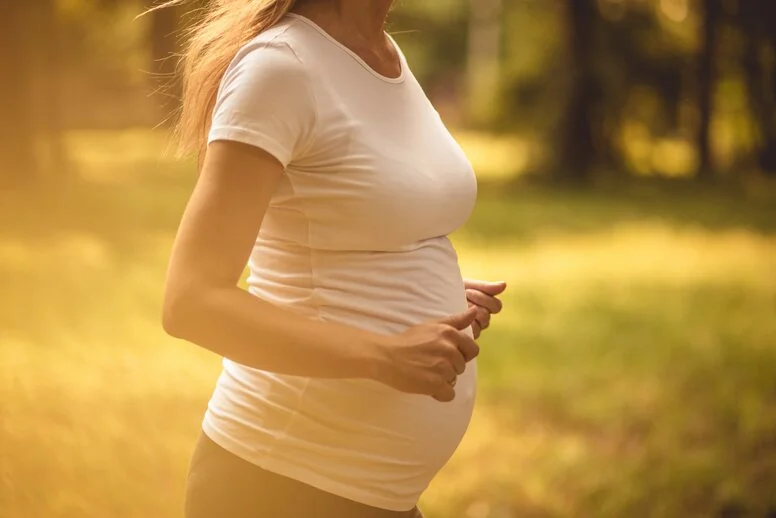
left=149, top=0, right=297, bottom=156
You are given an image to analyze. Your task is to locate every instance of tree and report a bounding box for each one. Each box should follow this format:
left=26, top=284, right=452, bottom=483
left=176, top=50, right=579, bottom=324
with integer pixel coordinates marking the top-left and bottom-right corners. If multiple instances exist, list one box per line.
left=0, top=3, right=36, bottom=185
left=739, top=0, right=776, bottom=176
left=466, top=0, right=502, bottom=128
left=557, top=0, right=598, bottom=182
left=35, top=0, right=69, bottom=178
left=696, top=0, right=719, bottom=179
left=150, top=3, right=182, bottom=126
left=0, top=0, right=69, bottom=186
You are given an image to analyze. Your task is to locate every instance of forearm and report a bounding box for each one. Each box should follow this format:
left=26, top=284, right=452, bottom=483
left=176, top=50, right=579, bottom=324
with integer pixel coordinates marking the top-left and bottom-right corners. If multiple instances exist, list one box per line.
left=163, top=286, right=386, bottom=380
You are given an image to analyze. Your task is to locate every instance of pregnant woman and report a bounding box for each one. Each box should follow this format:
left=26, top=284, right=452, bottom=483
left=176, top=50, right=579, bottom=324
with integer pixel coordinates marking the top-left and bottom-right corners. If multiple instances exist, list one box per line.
left=160, top=0, right=507, bottom=516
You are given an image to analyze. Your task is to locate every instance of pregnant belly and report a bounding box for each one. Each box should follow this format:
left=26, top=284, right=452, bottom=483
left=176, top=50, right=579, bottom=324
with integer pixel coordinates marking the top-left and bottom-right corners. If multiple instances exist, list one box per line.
left=214, top=359, right=477, bottom=506
left=224, top=236, right=477, bottom=505
left=288, top=366, right=476, bottom=486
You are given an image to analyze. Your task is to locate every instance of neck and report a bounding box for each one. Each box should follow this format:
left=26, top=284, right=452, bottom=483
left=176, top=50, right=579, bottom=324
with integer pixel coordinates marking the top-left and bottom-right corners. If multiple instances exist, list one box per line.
left=293, top=0, right=393, bottom=45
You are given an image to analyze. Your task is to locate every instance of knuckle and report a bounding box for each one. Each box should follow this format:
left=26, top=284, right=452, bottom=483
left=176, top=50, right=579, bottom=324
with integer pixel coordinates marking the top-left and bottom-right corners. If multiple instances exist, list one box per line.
left=435, top=323, right=451, bottom=336
left=421, top=376, right=438, bottom=396
left=434, top=360, right=453, bottom=380
left=440, top=326, right=458, bottom=340
left=443, top=342, right=460, bottom=359
left=466, top=341, right=481, bottom=360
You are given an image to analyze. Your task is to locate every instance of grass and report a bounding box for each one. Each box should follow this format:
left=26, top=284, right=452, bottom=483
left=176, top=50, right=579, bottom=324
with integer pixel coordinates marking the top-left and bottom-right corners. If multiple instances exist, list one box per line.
left=1, top=130, right=775, bottom=518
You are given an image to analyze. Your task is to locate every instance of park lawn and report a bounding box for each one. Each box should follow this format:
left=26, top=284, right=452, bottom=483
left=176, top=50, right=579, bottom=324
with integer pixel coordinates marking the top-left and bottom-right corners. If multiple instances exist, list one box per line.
left=1, top=130, right=776, bottom=518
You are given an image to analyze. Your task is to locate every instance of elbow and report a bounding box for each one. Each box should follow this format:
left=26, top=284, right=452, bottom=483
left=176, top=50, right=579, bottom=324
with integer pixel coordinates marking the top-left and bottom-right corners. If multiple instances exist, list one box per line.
left=162, top=280, right=229, bottom=339
left=162, top=287, right=195, bottom=339
left=162, top=305, right=182, bottom=339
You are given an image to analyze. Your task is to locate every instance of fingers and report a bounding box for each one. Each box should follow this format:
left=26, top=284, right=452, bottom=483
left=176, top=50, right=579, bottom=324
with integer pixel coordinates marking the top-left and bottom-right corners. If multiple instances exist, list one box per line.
left=431, top=361, right=458, bottom=402
left=471, top=320, right=481, bottom=339
left=463, top=279, right=507, bottom=296
left=415, top=307, right=482, bottom=403
left=448, top=328, right=479, bottom=362
left=459, top=335, right=479, bottom=362
left=449, top=346, right=466, bottom=375
left=432, top=384, right=456, bottom=402
left=466, top=288, right=503, bottom=314
left=438, top=305, right=479, bottom=331
left=474, top=306, right=490, bottom=333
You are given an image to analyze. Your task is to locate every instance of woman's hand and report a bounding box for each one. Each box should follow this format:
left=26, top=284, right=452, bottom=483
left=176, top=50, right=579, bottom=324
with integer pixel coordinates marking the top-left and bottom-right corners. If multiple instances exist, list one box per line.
left=372, top=306, right=480, bottom=402
left=464, top=279, right=507, bottom=339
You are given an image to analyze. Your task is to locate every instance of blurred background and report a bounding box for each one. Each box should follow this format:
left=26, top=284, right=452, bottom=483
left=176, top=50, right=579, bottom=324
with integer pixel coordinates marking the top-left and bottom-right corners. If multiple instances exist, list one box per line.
left=1, top=0, right=775, bottom=517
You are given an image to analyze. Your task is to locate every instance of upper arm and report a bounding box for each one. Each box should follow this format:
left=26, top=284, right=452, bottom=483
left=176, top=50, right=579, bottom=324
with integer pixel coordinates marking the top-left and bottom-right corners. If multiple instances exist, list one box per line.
left=164, top=40, right=317, bottom=302
left=165, top=142, right=284, bottom=297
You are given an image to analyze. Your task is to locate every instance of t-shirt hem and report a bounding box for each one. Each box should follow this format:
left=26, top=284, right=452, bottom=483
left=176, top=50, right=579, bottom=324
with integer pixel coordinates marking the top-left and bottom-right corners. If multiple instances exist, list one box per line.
left=208, top=125, right=292, bottom=168
left=201, top=418, right=419, bottom=513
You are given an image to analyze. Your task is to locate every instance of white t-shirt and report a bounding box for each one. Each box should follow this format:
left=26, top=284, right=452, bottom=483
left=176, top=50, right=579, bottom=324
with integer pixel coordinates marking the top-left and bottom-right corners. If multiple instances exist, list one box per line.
left=203, top=13, right=478, bottom=512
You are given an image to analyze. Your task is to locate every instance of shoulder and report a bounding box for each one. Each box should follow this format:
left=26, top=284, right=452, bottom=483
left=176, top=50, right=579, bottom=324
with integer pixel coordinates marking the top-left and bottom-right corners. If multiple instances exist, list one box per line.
left=227, top=17, right=313, bottom=78
left=210, top=18, right=320, bottom=165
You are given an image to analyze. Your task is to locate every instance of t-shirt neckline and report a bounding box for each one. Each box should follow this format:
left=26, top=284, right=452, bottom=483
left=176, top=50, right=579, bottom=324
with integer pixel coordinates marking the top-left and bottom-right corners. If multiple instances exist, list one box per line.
left=286, top=13, right=406, bottom=84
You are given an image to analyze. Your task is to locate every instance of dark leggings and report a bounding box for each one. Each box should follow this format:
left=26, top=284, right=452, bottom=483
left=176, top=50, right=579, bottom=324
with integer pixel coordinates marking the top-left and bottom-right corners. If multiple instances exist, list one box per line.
left=185, top=432, right=424, bottom=518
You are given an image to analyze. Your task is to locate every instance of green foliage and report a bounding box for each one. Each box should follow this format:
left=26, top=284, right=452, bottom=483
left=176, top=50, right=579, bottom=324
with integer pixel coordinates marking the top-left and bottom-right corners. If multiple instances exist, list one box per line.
left=57, top=0, right=149, bottom=82
left=390, top=2, right=468, bottom=89
left=4, top=0, right=770, bottom=178
left=499, top=3, right=566, bottom=135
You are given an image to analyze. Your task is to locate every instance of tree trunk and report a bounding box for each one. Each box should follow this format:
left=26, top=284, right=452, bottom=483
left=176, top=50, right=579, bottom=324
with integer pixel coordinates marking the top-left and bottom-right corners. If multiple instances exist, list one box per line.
left=0, top=3, right=37, bottom=185
left=466, top=0, right=502, bottom=128
left=35, top=0, right=69, bottom=178
left=150, top=4, right=181, bottom=126
left=761, top=8, right=776, bottom=177
left=696, top=0, right=719, bottom=179
left=557, top=0, right=597, bottom=183
left=740, top=0, right=776, bottom=176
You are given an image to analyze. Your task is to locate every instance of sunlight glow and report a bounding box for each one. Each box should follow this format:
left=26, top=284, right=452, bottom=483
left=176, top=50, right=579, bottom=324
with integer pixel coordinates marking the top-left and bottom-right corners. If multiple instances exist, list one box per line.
left=660, top=0, right=690, bottom=23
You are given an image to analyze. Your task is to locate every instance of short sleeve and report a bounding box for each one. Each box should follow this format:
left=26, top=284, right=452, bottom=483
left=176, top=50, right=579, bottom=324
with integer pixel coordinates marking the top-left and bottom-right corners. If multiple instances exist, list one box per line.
left=208, top=39, right=318, bottom=168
